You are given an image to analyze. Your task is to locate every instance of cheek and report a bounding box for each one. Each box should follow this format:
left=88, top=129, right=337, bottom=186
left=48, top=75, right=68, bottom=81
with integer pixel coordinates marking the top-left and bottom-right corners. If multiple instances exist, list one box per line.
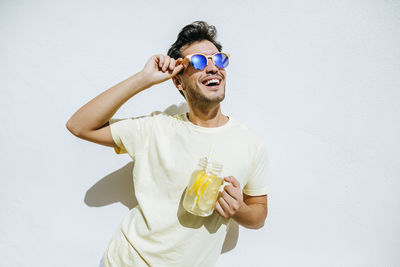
left=183, top=74, right=201, bottom=86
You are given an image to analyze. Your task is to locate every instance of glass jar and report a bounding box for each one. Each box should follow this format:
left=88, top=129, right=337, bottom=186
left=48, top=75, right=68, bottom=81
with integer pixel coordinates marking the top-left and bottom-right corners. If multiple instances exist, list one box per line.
left=183, top=157, right=223, bottom=216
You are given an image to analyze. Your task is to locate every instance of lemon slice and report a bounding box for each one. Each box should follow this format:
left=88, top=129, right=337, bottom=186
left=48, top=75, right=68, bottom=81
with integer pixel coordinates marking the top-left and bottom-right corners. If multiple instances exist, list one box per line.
left=194, top=173, right=216, bottom=209
left=196, top=174, right=216, bottom=196
left=198, top=177, right=221, bottom=211
left=187, top=169, right=222, bottom=212
left=187, top=170, right=207, bottom=196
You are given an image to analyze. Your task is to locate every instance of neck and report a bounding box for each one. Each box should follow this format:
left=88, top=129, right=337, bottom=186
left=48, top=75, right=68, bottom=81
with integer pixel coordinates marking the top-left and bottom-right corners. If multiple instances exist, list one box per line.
left=186, top=104, right=229, bottom=128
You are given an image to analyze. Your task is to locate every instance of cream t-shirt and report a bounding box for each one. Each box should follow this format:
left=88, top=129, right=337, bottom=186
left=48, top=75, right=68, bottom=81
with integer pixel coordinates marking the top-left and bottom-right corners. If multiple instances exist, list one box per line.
left=103, top=111, right=268, bottom=267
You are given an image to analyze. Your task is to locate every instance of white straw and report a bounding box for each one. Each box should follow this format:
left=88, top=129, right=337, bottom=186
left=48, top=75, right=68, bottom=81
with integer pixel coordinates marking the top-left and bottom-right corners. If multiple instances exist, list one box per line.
left=206, top=144, right=214, bottom=173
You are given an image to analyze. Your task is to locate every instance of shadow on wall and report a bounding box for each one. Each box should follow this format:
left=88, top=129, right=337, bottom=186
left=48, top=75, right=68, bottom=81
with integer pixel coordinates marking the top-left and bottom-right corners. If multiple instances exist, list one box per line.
left=84, top=161, right=138, bottom=209
left=84, top=102, right=239, bottom=254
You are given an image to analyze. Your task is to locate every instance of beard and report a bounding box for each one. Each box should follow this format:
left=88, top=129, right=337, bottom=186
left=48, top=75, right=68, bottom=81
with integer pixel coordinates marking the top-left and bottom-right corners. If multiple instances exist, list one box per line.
left=184, top=83, right=226, bottom=109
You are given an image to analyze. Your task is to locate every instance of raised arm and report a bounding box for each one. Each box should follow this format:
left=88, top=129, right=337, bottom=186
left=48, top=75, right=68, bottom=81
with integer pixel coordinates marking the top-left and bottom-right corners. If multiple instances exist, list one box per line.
left=66, top=55, right=184, bottom=147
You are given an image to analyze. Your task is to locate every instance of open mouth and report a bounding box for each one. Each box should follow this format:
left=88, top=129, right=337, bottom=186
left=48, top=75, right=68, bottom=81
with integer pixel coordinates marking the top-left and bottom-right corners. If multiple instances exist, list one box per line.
left=202, top=78, right=221, bottom=88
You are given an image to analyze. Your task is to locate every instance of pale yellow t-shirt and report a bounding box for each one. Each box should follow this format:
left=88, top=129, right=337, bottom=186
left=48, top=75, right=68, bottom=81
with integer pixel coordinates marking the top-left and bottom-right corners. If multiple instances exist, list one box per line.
left=103, top=111, right=268, bottom=267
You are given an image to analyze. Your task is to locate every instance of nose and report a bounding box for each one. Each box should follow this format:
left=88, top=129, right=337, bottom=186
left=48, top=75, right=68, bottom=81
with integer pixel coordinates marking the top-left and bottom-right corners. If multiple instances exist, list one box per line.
left=205, top=57, right=218, bottom=73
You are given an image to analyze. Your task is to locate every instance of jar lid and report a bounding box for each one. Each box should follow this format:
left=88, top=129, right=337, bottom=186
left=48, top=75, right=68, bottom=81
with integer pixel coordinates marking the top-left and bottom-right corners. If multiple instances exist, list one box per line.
left=199, top=157, right=223, bottom=172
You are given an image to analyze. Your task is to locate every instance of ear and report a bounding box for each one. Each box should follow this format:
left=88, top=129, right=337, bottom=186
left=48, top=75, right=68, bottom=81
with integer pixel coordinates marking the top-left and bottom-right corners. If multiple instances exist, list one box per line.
left=172, top=75, right=184, bottom=91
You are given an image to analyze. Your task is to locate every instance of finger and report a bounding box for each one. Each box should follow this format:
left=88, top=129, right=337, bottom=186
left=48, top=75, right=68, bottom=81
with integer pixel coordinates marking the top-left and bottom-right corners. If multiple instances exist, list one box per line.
left=158, top=55, right=165, bottom=69
left=170, top=64, right=184, bottom=77
left=175, top=57, right=183, bottom=66
left=176, top=58, right=188, bottom=69
left=218, top=196, right=232, bottom=216
left=162, top=56, right=171, bottom=72
left=224, top=176, right=241, bottom=189
left=224, top=184, right=242, bottom=201
left=222, top=190, right=236, bottom=209
left=168, top=58, right=176, bottom=72
left=215, top=201, right=227, bottom=218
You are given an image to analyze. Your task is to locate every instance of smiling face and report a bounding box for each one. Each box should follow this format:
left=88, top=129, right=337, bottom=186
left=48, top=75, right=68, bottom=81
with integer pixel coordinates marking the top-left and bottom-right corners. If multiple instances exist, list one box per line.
left=174, top=40, right=227, bottom=109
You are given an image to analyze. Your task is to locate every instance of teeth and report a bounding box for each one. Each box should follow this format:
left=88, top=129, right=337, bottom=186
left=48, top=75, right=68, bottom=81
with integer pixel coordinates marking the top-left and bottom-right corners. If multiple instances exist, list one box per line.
left=205, top=79, right=220, bottom=86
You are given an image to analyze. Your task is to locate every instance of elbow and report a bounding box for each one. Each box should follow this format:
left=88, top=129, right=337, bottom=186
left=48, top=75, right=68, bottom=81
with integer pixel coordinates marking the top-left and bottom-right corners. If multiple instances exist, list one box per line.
left=242, top=217, right=266, bottom=230
left=248, top=221, right=265, bottom=230
left=249, top=212, right=268, bottom=230
left=66, top=120, right=81, bottom=137
left=256, top=221, right=265, bottom=229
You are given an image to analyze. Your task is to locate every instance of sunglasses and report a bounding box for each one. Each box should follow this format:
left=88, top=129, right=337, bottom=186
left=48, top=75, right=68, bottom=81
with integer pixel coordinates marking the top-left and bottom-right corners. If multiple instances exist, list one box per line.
left=182, top=52, right=230, bottom=70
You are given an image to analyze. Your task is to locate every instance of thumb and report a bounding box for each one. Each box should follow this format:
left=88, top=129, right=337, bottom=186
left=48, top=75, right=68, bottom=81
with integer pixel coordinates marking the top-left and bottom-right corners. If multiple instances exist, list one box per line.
left=225, top=176, right=240, bottom=189
left=170, top=64, right=184, bottom=77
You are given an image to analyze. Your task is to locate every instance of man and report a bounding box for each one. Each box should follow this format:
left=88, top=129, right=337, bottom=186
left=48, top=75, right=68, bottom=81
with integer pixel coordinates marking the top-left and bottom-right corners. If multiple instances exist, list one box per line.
left=67, top=21, right=268, bottom=267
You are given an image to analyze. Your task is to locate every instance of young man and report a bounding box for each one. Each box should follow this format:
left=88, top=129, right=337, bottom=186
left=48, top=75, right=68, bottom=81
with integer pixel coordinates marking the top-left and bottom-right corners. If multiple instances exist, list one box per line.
left=67, top=21, right=268, bottom=267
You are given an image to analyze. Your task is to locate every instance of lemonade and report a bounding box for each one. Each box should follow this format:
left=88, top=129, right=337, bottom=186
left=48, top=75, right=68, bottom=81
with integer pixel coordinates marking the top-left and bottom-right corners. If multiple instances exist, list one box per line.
left=183, top=157, right=223, bottom=216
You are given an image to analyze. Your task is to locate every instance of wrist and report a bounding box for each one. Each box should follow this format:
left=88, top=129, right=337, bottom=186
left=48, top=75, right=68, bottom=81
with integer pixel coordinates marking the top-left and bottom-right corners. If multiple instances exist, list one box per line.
left=135, top=71, right=154, bottom=90
left=232, top=201, right=249, bottom=219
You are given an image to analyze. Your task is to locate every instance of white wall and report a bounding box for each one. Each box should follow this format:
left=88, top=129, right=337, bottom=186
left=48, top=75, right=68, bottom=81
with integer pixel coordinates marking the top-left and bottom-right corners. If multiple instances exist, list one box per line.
left=1, top=0, right=399, bottom=266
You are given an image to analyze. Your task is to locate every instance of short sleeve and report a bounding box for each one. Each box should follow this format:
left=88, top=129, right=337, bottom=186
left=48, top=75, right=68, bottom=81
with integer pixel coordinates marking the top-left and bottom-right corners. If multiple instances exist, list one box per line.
left=108, top=114, right=156, bottom=157
left=243, top=140, right=269, bottom=196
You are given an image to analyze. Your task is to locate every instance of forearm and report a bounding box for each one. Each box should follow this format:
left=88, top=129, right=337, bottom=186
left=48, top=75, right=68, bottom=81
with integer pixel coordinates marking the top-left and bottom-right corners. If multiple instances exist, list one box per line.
left=67, top=72, right=149, bottom=135
left=232, top=202, right=267, bottom=229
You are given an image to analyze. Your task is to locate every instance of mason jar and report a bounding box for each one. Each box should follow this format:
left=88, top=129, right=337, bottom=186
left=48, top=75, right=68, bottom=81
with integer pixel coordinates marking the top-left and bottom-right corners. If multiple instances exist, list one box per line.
left=183, top=157, right=224, bottom=216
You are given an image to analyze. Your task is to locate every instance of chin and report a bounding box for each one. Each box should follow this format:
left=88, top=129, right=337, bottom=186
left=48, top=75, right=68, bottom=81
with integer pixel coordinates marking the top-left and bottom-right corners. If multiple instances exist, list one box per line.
left=207, top=92, right=225, bottom=103
left=186, top=84, right=226, bottom=104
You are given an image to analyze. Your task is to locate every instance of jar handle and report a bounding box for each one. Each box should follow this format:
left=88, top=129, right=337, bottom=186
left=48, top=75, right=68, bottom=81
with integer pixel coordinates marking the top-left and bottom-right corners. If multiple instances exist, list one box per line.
left=219, top=178, right=228, bottom=192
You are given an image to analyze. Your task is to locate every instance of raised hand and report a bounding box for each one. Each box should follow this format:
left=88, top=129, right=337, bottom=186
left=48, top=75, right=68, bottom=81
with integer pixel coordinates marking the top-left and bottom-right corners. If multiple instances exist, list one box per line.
left=139, top=54, right=185, bottom=88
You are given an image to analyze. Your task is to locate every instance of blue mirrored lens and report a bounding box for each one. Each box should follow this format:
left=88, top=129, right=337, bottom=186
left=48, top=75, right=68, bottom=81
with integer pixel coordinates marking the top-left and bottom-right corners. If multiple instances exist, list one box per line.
left=213, top=53, right=229, bottom=68
left=190, top=54, right=207, bottom=70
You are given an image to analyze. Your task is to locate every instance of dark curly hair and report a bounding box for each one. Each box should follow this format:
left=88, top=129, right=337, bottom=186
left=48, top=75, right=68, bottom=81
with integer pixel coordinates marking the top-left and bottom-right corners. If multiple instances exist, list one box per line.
left=167, top=21, right=223, bottom=99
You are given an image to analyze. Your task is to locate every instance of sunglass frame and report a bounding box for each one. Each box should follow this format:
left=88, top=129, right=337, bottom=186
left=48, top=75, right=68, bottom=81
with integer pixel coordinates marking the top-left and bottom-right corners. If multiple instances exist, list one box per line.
left=182, top=52, right=230, bottom=70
